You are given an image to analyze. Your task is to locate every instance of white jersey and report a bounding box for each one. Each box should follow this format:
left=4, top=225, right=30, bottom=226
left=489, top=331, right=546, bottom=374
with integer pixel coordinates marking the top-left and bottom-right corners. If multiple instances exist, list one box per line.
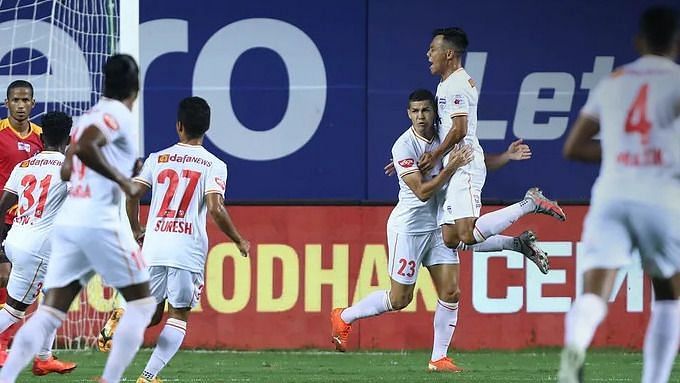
left=136, top=143, right=228, bottom=273
left=581, top=55, right=680, bottom=209
left=436, top=68, right=484, bottom=163
left=55, top=98, right=138, bottom=229
left=3, top=151, right=68, bottom=257
left=387, top=127, right=443, bottom=234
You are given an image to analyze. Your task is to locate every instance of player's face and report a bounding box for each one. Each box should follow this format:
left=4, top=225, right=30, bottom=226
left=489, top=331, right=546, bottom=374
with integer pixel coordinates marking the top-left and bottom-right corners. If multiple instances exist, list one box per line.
left=427, top=35, right=450, bottom=75
left=407, top=100, right=435, bottom=129
left=5, top=87, right=35, bottom=122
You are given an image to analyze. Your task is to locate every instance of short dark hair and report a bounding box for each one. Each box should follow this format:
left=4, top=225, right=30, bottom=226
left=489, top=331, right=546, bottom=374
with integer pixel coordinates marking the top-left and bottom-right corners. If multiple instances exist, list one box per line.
left=177, top=97, right=211, bottom=139
left=6, top=80, right=34, bottom=99
left=432, top=27, right=469, bottom=53
left=639, top=6, right=679, bottom=53
left=103, top=54, right=139, bottom=100
left=408, top=88, right=436, bottom=108
left=40, top=111, right=72, bottom=146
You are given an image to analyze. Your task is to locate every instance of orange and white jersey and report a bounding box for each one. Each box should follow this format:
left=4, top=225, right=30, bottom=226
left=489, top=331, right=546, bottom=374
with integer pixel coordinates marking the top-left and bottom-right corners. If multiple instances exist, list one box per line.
left=581, top=55, right=680, bottom=209
left=387, top=127, right=443, bottom=234
left=136, top=143, right=228, bottom=273
left=3, top=151, right=68, bottom=257
left=56, top=98, right=138, bottom=229
left=436, top=67, right=484, bottom=163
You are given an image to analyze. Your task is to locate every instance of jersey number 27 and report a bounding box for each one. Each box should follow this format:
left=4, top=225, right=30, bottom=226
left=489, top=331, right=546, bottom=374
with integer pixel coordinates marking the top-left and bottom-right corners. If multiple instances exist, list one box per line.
left=156, top=169, right=201, bottom=219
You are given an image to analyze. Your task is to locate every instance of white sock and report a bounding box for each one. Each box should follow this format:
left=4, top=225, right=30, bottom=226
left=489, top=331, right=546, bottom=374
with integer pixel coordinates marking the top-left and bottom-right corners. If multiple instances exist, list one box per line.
left=564, top=293, right=607, bottom=351
left=642, top=300, right=680, bottom=383
left=340, top=290, right=392, bottom=324
left=141, top=318, right=187, bottom=380
left=0, top=306, right=65, bottom=382
left=102, top=297, right=156, bottom=383
left=458, top=235, right=516, bottom=252
left=0, top=306, right=24, bottom=333
left=431, top=300, right=459, bottom=361
left=472, top=199, right=534, bottom=242
left=36, top=329, right=58, bottom=361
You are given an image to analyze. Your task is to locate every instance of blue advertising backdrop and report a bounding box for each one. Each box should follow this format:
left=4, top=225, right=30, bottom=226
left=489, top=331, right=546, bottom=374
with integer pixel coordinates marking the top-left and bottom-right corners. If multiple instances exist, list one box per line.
left=1, top=0, right=675, bottom=202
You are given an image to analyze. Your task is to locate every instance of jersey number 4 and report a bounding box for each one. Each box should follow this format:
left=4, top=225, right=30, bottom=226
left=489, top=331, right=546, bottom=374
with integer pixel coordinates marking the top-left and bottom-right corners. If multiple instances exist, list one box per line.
left=624, top=84, right=651, bottom=145
left=156, top=169, right=201, bottom=219
left=19, top=174, right=51, bottom=217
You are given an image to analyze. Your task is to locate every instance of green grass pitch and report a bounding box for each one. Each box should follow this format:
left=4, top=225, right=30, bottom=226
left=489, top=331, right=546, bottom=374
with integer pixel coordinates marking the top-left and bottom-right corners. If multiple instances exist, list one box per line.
left=16, top=349, right=680, bottom=382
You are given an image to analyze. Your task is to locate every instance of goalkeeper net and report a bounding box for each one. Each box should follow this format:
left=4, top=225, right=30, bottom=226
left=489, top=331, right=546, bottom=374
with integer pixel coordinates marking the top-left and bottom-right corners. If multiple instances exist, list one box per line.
left=0, top=0, right=125, bottom=349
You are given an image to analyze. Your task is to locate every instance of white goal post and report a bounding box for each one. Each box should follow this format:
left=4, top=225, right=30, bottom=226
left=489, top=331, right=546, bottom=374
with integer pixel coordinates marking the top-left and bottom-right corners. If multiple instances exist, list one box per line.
left=0, top=0, right=141, bottom=349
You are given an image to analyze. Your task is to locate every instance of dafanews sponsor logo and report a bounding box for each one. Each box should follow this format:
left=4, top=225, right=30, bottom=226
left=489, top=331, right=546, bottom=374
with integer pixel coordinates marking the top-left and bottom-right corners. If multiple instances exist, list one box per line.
left=20, top=158, right=63, bottom=167
left=157, top=153, right=212, bottom=167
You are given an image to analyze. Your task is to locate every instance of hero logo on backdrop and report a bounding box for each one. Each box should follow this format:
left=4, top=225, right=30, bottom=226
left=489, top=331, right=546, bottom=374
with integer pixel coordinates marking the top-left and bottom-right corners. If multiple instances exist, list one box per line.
left=0, top=18, right=614, bottom=160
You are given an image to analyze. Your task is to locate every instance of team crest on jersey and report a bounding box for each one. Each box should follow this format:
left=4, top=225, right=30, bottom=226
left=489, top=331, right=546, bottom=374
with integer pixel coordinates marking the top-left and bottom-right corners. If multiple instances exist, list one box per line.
left=158, top=154, right=169, bottom=163
left=453, top=95, right=464, bottom=105
left=19, top=160, right=29, bottom=168
left=17, top=142, right=31, bottom=153
left=398, top=158, right=415, bottom=168
left=215, top=177, right=226, bottom=190
left=102, top=114, right=119, bottom=131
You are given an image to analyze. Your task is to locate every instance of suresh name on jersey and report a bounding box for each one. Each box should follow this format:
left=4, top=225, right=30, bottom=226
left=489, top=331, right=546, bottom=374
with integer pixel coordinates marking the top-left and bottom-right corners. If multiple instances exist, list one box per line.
left=3, top=151, right=67, bottom=257
left=436, top=68, right=484, bottom=161
left=387, top=127, right=443, bottom=234
left=135, top=143, right=228, bottom=273
left=56, top=98, right=138, bottom=229
left=581, top=55, right=680, bottom=209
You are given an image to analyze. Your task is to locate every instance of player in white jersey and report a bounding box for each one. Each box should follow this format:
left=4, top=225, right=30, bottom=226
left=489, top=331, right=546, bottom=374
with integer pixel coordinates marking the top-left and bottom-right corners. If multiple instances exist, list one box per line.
left=559, top=7, right=680, bottom=383
left=121, top=97, right=249, bottom=383
left=420, top=27, right=566, bottom=256
left=0, top=112, right=76, bottom=376
left=0, top=55, right=156, bottom=383
left=332, top=89, right=472, bottom=370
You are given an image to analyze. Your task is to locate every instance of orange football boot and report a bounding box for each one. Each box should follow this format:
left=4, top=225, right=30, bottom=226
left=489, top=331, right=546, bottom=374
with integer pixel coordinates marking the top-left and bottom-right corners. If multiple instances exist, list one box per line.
left=428, top=356, right=463, bottom=372
left=32, top=355, right=77, bottom=376
left=330, top=308, right=352, bottom=352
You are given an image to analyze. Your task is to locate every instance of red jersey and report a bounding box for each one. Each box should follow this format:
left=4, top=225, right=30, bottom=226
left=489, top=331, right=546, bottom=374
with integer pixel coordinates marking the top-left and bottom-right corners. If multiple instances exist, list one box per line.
left=0, top=118, right=43, bottom=224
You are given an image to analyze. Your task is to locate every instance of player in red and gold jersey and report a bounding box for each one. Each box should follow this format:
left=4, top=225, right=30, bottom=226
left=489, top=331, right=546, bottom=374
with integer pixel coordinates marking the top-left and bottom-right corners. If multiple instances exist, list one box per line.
left=0, top=80, right=43, bottom=366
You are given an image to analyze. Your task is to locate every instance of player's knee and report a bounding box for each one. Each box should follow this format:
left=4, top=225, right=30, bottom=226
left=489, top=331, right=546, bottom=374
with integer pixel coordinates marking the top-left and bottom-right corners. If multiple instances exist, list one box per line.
left=389, top=292, right=413, bottom=311
left=147, top=303, right=165, bottom=327
left=459, top=231, right=476, bottom=246
left=439, top=288, right=461, bottom=303
left=443, top=236, right=459, bottom=249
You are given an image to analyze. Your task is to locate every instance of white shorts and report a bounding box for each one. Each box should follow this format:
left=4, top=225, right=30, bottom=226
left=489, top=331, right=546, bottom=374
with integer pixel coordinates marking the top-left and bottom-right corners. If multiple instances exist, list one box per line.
left=4, top=243, right=47, bottom=305
left=44, top=226, right=149, bottom=290
left=149, top=266, right=203, bottom=309
left=439, top=156, right=487, bottom=224
left=387, top=228, right=458, bottom=285
left=581, top=198, right=680, bottom=278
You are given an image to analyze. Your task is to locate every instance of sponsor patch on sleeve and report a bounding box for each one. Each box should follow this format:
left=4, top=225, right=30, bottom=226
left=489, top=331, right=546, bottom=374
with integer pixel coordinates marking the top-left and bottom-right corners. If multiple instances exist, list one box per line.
left=102, top=114, right=119, bottom=131
left=398, top=158, right=415, bottom=168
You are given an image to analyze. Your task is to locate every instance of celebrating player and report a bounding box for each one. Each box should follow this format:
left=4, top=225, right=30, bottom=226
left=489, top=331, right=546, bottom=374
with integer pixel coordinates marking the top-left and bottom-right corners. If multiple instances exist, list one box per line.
left=119, top=96, right=249, bottom=383
left=558, top=6, right=680, bottom=383
left=0, top=80, right=43, bottom=365
left=420, top=27, right=566, bottom=254
left=332, top=89, right=545, bottom=372
left=0, top=54, right=155, bottom=383
left=0, top=111, right=76, bottom=376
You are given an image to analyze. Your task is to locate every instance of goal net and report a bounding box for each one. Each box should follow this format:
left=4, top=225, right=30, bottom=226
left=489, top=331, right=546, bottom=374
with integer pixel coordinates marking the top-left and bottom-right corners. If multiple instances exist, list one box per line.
left=0, top=0, right=126, bottom=349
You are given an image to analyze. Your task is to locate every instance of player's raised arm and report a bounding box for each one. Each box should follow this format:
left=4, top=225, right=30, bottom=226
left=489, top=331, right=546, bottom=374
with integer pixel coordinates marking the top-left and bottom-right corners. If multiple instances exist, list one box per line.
left=484, top=139, right=532, bottom=171
left=419, top=115, right=467, bottom=173
left=72, top=125, right=144, bottom=198
left=206, top=193, right=249, bottom=257
left=403, top=145, right=473, bottom=202
left=563, top=115, right=601, bottom=163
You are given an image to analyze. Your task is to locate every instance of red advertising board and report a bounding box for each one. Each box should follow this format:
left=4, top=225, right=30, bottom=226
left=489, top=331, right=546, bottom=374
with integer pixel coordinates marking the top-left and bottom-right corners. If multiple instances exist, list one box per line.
left=138, top=205, right=651, bottom=350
